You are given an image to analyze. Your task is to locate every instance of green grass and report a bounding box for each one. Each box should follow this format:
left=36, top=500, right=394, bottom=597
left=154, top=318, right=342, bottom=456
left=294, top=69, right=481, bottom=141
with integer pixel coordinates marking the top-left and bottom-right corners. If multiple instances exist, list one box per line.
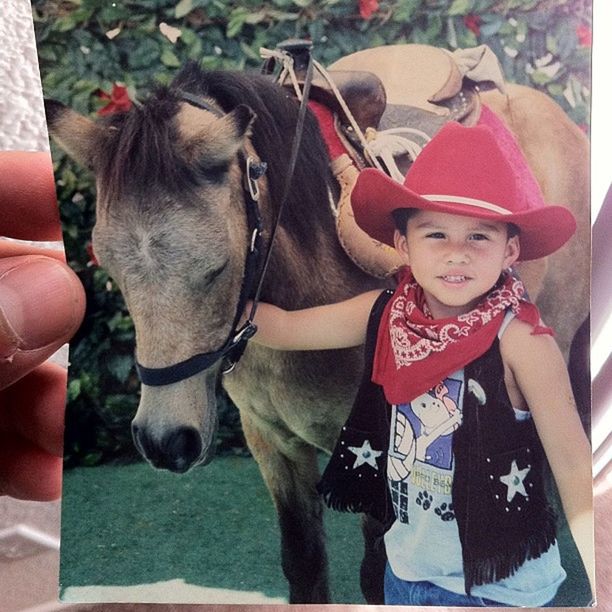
left=60, top=456, right=591, bottom=605
left=60, top=456, right=365, bottom=603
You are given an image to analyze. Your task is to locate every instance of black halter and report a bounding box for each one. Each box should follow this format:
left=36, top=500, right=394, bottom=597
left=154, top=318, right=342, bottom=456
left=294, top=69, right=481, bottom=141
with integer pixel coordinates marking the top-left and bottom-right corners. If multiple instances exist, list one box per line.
left=135, top=49, right=315, bottom=386
left=134, top=154, right=265, bottom=386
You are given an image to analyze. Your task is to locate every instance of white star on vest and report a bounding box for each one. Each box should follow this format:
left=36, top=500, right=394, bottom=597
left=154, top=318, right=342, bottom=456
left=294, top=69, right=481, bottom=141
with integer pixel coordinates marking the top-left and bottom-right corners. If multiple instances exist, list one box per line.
left=347, top=440, right=383, bottom=470
left=499, top=460, right=530, bottom=502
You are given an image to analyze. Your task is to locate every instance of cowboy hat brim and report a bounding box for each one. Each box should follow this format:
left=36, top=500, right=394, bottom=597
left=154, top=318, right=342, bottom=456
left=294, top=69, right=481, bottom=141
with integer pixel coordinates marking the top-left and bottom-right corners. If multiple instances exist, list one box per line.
left=351, top=167, right=576, bottom=261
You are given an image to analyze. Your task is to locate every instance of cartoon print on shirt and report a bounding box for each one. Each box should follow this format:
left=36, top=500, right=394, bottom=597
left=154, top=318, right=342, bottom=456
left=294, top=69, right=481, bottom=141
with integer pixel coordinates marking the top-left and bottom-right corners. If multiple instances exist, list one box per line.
left=388, top=375, right=464, bottom=524
left=387, top=407, right=417, bottom=482
left=434, top=502, right=456, bottom=521
left=388, top=376, right=464, bottom=482
left=412, top=381, right=463, bottom=466
left=416, top=490, right=433, bottom=510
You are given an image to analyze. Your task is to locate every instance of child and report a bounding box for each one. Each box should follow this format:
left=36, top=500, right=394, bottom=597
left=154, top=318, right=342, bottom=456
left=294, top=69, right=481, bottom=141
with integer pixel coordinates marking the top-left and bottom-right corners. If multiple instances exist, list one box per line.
left=249, top=123, right=594, bottom=607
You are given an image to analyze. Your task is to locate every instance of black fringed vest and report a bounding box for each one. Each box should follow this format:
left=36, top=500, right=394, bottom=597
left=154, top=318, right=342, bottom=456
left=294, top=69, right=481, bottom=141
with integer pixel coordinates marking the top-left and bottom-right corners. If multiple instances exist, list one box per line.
left=317, top=290, right=558, bottom=593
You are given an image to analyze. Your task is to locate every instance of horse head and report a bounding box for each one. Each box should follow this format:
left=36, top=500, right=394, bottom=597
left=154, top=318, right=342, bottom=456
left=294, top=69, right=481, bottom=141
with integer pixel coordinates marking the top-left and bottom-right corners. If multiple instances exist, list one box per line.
left=46, top=84, right=258, bottom=473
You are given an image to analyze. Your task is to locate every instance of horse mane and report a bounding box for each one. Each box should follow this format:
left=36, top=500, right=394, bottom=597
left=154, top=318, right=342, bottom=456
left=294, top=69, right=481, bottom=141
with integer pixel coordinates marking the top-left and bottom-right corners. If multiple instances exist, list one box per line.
left=96, top=62, right=336, bottom=249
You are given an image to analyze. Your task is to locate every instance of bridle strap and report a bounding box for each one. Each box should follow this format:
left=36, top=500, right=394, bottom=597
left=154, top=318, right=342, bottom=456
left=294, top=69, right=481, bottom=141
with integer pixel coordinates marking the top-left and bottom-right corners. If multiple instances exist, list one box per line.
left=221, top=55, right=315, bottom=374
left=135, top=51, right=314, bottom=385
left=245, top=47, right=315, bottom=324
left=176, top=91, right=224, bottom=117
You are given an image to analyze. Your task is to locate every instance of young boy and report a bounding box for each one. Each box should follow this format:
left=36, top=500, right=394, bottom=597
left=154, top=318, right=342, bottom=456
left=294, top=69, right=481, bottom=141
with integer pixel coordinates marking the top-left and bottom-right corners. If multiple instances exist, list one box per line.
left=249, top=123, right=594, bottom=607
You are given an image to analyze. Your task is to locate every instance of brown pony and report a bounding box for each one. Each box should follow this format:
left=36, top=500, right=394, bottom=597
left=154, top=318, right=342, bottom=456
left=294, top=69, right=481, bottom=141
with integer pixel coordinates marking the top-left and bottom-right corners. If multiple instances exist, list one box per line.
left=46, top=50, right=589, bottom=604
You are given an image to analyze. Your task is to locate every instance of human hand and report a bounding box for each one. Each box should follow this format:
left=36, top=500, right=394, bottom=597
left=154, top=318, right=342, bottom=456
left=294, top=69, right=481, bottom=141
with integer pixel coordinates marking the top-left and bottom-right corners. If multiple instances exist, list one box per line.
left=0, top=151, right=85, bottom=500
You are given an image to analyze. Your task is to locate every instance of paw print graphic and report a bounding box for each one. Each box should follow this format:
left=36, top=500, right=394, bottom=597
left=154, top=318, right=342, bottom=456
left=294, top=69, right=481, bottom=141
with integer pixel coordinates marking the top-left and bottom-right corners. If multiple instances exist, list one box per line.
left=435, top=502, right=455, bottom=522
left=416, top=490, right=433, bottom=510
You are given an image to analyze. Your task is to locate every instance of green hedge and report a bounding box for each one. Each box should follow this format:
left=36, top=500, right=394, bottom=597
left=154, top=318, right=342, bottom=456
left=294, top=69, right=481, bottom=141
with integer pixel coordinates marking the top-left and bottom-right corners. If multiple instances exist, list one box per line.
left=33, top=0, right=591, bottom=466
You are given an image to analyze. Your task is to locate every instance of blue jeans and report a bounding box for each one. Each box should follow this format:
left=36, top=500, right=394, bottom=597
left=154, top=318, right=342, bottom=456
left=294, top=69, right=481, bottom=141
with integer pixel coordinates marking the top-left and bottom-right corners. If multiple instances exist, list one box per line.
left=384, top=563, right=506, bottom=607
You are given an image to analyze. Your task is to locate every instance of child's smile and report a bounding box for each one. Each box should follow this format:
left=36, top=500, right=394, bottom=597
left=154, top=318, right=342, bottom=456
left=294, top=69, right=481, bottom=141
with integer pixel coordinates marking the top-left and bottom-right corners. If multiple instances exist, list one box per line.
left=440, top=274, right=470, bottom=283
left=395, top=210, right=520, bottom=319
left=438, top=274, right=472, bottom=286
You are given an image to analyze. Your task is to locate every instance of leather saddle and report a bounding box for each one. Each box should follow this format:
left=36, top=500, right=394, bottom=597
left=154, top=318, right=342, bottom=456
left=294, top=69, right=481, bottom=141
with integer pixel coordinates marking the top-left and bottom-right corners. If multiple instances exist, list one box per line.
left=266, top=42, right=506, bottom=171
left=263, top=42, right=507, bottom=278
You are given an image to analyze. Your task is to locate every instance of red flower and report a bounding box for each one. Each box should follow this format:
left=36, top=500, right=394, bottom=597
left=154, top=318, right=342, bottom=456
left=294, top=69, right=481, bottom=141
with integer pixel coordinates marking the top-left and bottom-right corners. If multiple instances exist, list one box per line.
left=97, top=84, right=132, bottom=116
left=359, top=0, right=379, bottom=20
left=576, top=23, right=592, bottom=47
left=463, top=14, right=481, bottom=37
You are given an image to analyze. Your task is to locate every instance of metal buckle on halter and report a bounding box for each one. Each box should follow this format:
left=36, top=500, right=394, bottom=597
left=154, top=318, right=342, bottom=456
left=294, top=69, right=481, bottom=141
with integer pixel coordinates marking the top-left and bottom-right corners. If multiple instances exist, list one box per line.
left=221, top=321, right=259, bottom=374
left=250, top=228, right=259, bottom=253
left=222, top=360, right=238, bottom=375
left=233, top=320, right=258, bottom=344
left=245, top=157, right=267, bottom=202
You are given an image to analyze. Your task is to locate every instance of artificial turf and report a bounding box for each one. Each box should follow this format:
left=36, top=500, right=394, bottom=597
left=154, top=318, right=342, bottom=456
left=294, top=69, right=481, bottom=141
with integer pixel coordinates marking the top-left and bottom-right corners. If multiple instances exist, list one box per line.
left=59, top=456, right=591, bottom=605
left=60, top=456, right=364, bottom=603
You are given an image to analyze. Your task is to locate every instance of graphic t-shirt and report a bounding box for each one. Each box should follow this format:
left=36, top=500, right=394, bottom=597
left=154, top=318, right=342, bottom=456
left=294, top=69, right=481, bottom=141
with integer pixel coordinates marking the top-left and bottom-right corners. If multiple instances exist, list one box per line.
left=384, top=366, right=566, bottom=607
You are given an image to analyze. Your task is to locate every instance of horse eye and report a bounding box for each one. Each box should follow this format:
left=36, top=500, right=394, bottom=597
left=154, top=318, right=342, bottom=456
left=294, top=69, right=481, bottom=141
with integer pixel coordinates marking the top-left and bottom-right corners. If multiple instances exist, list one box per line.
left=201, top=259, right=229, bottom=287
left=196, top=160, right=230, bottom=184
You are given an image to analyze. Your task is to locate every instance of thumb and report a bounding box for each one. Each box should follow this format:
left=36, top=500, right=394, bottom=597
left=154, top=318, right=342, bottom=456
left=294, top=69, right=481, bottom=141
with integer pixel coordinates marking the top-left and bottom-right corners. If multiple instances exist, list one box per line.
left=0, top=255, right=85, bottom=390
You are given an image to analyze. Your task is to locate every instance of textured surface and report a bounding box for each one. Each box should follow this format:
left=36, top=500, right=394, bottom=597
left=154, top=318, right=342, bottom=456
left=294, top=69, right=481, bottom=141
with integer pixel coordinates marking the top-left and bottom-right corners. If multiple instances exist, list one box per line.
left=0, top=0, right=48, bottom=152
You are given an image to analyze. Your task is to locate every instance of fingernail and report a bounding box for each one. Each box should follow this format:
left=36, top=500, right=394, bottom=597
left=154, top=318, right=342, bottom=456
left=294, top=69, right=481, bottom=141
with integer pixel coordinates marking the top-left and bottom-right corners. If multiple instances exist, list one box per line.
left=0, top=257, right=79, bottom=356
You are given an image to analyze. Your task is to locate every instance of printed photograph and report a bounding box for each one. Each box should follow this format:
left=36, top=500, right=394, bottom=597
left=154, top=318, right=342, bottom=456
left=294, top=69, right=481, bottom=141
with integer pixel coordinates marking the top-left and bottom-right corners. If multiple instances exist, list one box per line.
left=32, top=0, right=593, bottom=605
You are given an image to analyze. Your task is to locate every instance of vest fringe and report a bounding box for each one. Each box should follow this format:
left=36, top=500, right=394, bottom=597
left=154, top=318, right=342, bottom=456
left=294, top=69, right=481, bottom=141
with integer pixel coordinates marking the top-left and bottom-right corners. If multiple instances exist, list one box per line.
left=318, top=489, right=367, bottom=514
left=464, top=508, right=558, bottom=593
left=317, top=480, right=380, bottom=517
left=317, top=469, right=390, bottom=522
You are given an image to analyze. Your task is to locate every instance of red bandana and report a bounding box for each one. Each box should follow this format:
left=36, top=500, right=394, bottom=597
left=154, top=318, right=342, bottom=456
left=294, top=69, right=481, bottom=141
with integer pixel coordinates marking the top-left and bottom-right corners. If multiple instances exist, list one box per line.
left=372, top=267, right=552, bottom=404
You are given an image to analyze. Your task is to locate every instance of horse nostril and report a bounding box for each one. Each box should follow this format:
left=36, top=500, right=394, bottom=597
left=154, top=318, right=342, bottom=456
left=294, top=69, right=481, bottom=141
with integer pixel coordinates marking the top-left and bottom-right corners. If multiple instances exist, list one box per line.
left=161, top=427, right=203, bottom=473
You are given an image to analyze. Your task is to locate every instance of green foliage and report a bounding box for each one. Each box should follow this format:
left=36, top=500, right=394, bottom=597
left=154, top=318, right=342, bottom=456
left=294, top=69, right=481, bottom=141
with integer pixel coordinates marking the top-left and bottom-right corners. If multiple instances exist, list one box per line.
left=33, top=0, right=591, bottom=465
left=33, top=0, right=591, bottom=119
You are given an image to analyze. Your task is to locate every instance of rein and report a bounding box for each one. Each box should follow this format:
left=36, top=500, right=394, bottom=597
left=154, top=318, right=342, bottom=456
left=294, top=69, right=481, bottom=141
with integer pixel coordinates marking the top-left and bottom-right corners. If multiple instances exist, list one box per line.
left=135, top=51, right=315, bottom=386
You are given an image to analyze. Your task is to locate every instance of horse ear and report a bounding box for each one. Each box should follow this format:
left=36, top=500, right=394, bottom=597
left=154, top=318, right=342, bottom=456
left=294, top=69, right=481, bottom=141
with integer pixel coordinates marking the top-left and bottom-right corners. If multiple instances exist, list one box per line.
left=178, top=103, right=256, bottom=165
left=44, top=99, right=105, bottom=170
left=228, top=104, right=257, bottom=138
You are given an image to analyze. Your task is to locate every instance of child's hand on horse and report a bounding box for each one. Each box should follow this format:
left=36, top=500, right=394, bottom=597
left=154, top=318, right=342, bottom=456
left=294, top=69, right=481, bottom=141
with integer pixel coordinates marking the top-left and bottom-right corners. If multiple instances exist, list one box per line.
left=248, top=290, right=382, bottom=351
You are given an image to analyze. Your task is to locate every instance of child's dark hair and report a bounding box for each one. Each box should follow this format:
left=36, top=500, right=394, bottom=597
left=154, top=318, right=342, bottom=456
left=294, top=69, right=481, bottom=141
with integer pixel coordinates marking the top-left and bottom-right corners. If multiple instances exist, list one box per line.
left=391, top=208, right=418, bottom=233
left=391, top=208, right=520, bottom=239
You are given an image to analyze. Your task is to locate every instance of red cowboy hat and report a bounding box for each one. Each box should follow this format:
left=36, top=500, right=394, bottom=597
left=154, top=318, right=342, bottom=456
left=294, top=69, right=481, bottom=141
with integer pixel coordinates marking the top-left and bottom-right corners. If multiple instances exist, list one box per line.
left=351, top=122, right=576, bottom=261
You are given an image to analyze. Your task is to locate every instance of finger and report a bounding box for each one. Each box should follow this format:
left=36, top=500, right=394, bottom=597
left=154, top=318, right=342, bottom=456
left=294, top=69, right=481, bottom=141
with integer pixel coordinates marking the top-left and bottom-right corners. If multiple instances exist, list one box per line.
left=0, top=434, right=63, bottom=500
left=1, top=362, right=66, bottom=457
left=0, top=255, right=85, bottom=390
left=0, top=151, right=61, bottom=241
left=0, top=240, right=66, bottom=262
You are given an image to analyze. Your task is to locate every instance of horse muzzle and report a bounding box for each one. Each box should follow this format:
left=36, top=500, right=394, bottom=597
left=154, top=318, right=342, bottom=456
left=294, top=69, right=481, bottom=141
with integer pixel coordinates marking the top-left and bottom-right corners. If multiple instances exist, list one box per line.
left=131, top=421, right=215, bottom=473
left=131, top=369, right=219, bottom=472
